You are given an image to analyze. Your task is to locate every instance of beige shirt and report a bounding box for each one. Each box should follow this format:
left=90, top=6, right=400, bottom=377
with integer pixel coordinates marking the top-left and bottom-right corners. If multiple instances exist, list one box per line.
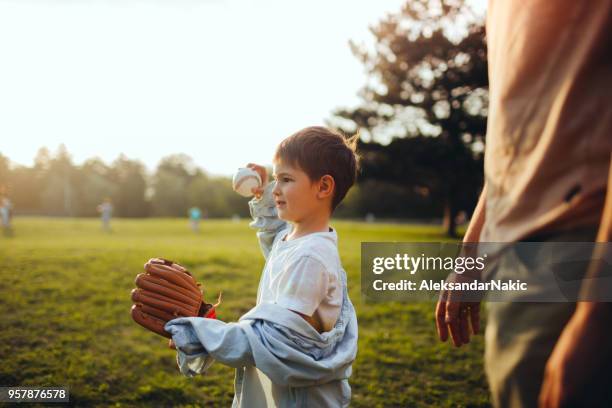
left=481, top=0, right=612, bottom=242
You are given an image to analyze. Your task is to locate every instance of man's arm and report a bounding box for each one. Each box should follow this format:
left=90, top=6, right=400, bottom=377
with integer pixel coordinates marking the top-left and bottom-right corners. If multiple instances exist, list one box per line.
left=463, top=183, right=487, bottom=243
left=436, top=183, right=487, bottom=347
left=539, top=155, right=612, bottom=408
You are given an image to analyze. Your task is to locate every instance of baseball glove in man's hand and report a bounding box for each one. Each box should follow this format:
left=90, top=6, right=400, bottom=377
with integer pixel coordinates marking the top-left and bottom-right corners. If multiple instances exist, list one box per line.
left=130, top=258, right=220, bottom=338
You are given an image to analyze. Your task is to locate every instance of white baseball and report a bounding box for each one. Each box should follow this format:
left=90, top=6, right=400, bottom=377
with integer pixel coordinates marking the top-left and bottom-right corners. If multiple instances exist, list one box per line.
left=232, top=167, right=262, bottom=197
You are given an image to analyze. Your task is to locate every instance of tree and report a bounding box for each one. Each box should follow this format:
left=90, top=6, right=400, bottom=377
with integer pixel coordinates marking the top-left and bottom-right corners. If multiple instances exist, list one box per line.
left=77, top=158, right=117, bottom=217
left=151, top=155, right=195, bottom=216
left=39, top=145, right=77, bottom=216
left=6, top=147, right=52, bottom=214
left=188, top=174, right=250, bottom=218
left=109, top=155, right=148, bottom=217
left=332, top=0, right=487, bottom=237
left=0, top=153, right=9, bottom=188
left=0, top=147, right=256, bottom=218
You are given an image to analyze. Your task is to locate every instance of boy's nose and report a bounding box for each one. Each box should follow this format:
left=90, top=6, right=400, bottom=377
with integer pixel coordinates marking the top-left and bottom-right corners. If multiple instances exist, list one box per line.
left=272, top=183, right=281, bottom=197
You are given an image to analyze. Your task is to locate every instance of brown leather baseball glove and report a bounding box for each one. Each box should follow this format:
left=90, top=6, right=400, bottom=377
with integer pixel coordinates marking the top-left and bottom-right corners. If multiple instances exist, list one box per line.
left=130, top=258, right=221, bottom=338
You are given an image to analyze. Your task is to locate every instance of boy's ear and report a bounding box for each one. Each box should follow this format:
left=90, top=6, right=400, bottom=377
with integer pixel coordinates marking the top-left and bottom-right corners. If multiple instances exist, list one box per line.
left=317, top=175, right=335, bottom=200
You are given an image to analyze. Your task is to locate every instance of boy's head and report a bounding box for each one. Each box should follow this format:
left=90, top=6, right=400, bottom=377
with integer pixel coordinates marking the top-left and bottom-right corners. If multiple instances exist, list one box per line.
left=272, top=126, right=359, bottom=222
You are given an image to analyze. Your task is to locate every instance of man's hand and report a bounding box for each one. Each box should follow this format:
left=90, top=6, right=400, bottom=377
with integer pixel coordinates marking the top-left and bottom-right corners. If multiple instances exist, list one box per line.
left=435, top=272, right=481, bottom=347
left=247, top=163, right=268, bottom=199
left=539, top=303, right=610, bottom=408
left=436, top=185, right=487, bottom=347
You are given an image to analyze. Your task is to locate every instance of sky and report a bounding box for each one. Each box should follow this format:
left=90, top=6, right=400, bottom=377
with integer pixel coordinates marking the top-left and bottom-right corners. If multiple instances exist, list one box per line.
left=0, top=0, right=414, bottom=176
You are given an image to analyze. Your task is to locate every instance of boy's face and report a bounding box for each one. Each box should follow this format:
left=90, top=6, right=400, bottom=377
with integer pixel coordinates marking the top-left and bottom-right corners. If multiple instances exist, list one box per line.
left=272, top=160, right=325, bottom=223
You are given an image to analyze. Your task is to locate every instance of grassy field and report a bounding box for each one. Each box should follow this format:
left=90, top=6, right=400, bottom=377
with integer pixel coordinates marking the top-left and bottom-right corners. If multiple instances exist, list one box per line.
left=0, top=217, right=489, bottom=407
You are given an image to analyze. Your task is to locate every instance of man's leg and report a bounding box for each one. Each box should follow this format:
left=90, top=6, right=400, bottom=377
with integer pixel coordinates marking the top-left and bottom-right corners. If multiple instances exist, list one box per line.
left=485, top=301, right=575, bottom=408
left=485, top=227, right=602, bottom=408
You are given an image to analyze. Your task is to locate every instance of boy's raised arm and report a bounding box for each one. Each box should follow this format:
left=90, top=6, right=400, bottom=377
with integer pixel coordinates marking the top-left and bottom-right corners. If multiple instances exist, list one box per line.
left=247, top=163, right=288, bottom=259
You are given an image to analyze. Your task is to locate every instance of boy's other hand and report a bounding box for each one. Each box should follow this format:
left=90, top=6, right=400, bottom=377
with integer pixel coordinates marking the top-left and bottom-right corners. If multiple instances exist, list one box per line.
left=247, top=163, right=268, bottom=199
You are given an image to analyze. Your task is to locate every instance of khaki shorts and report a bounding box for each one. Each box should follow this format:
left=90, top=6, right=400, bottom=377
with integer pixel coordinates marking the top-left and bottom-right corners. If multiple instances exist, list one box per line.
left=484, top=227, right=612, bottom=408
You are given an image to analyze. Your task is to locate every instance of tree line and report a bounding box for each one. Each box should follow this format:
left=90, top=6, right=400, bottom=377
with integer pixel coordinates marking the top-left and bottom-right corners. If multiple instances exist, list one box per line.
left=0, top=135, right=480, bottom=235
left=0, top=147, right=251, bottom=219
left=0, top=0, right=487, bottom=237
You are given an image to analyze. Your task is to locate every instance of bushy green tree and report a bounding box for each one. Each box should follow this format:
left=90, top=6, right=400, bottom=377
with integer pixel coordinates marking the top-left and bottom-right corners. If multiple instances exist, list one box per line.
left=75, top=158, right=116, bottom=217
left=151, top=154, right=194, bottom=217
left=110, top=156, right=148, bottom=217
left=332, top=0, right=487, bottom=236
left=38, top=145, right=77, bottom=216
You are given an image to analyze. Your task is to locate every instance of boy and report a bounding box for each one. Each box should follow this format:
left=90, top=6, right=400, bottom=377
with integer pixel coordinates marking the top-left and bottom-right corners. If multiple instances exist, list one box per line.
left=165, top=126, right=359, bottom=407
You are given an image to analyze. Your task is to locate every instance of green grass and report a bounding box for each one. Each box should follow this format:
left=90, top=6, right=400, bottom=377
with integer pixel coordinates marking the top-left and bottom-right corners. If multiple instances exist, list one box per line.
left=0, top=217, right=489, bottom=407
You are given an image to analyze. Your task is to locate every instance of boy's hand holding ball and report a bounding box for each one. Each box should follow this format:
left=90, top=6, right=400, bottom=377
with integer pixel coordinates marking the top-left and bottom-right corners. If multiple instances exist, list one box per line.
left=233, top=164, right=268, bottom=199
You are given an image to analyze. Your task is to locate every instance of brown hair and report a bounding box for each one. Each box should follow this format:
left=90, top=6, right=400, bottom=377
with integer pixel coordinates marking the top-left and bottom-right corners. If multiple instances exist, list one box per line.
left=274, top=126, right=360, bottom=211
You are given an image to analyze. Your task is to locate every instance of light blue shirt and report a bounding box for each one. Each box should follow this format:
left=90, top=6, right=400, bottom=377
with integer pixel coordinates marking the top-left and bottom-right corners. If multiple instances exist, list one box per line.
left=165, top=182, right=358, bottom=407
left=189, top=207, right=201, bottom=220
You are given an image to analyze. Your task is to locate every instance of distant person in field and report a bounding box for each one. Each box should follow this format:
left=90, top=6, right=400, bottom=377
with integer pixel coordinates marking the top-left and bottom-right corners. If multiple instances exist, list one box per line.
left=165, top=127, right=359, bottom=408
left=97, top=198, right=113, bottom=232
left=188, top=206, right=201, bottom=233
left=1, top=195, right=13, bottom=236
